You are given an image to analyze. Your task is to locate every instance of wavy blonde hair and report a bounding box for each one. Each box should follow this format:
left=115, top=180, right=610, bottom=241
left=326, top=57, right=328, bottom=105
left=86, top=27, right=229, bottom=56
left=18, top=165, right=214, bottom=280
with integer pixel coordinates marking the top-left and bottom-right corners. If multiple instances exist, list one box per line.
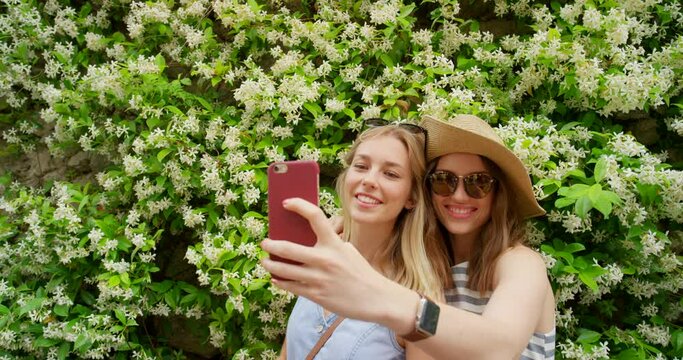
left=426, top=157, right=527, bottom=294
left=336, top=125, right=451, bottom=301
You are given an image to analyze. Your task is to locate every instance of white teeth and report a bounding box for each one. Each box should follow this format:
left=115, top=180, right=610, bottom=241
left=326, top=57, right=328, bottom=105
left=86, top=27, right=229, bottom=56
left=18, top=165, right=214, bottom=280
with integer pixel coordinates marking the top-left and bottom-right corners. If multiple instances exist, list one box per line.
left=447, top=207, right=473, bottom=214
left=357, top=195, right=381, bottom=205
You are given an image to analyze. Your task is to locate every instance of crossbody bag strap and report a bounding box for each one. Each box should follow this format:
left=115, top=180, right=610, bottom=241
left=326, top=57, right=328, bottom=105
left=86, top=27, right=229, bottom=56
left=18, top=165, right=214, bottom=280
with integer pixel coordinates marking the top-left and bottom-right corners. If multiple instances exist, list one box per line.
left=305, top=316, right=345, bottom=360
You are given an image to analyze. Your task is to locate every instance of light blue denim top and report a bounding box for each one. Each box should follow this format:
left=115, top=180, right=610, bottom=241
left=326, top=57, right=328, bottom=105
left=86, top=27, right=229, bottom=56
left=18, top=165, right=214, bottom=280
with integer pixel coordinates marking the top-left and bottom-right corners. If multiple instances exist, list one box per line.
left=286, top=296, right=405, bottom=360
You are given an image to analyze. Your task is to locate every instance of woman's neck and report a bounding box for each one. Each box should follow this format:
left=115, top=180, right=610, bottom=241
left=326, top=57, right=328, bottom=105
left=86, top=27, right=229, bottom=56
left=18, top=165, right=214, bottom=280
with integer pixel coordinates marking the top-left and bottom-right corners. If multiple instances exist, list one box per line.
left=349, top=222, right=395, bottom=270
left=450, top=232, right=479, bottom=264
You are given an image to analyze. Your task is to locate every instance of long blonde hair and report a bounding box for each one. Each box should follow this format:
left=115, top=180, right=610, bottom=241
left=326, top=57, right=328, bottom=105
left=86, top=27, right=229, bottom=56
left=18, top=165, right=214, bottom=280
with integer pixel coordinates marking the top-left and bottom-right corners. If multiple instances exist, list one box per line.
left=336, top=125, right=450, bottom=301
left=426, top=157, right=527, bottom=294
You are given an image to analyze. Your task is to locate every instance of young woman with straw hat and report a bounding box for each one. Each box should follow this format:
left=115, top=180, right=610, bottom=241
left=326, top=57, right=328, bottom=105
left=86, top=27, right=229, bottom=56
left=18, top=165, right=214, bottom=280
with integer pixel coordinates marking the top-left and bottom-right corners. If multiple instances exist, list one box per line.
left=262, top=115, right=556, bottom=359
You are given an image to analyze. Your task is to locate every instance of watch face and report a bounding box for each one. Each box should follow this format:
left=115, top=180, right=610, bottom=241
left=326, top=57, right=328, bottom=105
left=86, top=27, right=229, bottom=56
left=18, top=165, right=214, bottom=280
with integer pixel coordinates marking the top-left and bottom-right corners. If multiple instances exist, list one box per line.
left=420, top=299, right=440, bottom=335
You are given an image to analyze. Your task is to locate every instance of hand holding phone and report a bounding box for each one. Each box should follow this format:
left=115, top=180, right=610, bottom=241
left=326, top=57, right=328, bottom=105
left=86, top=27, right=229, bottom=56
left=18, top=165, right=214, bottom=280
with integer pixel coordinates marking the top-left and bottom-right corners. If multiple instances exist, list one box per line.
left=267, top=161, right=319, bottom=274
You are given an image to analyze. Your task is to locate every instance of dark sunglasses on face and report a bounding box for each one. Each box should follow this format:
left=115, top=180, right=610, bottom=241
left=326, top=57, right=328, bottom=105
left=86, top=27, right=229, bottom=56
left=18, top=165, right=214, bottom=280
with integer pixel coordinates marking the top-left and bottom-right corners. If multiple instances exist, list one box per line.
left=363, top=118, right=428, bottom=154
left=428, top=170, right=497, bottom=199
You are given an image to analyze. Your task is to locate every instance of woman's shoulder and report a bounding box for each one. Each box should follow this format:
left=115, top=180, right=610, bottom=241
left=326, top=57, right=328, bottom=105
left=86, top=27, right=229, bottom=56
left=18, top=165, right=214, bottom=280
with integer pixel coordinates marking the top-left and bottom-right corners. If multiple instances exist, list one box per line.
left=499, top=245, right=544, bottom=262
left=496, top=246, right=548, bottom=279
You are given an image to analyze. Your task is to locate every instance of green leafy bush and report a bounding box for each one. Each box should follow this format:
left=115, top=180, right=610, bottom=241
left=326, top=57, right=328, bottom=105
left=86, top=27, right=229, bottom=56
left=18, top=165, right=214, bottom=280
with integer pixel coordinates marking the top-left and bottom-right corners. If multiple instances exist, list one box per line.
left=0, top=0, right=681, bottom=359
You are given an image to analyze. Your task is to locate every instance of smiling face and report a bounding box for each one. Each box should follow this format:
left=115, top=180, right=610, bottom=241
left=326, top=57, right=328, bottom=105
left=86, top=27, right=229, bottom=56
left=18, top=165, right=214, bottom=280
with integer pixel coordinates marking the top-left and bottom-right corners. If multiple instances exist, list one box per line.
left=430, top=153, right=495, bottom=241
left=343, top=135, right=415, bottom=228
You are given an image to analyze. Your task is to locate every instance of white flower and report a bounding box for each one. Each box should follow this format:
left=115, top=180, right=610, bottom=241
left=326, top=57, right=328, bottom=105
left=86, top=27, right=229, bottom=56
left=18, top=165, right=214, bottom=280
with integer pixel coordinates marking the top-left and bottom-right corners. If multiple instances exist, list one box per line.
left=128, top=55, right=160, bottom=75
left=243, top=217, right=265, bottom=238
left=122, top=155, right=146, bottom=176
left=324, top=98, right=346, bottom=113
left=539, top=251, right=556, bottom=269
left=216, top=189, right=238, bottom=206
left=641, top=230, right=665, bottom=257
left=636, top=322, right=670, bottom=346
left=103, top=259, right=131, bottom=274
left=85, top=32, right=105, bottom=51
left=88, top=228, right=105, bottom=243
left=296, top=144, right=321, bottom=162
left=641, top=303, right=658, bottom=317
left=583, top=8, right=602, bottom=30
left=314, top=115, right=333, bottom=130
left=367, top=0, right=400, bottom=24
left=230, top=294, right=245, bottom=314
left=242, top=186, right=261, bottom=207
left=209, top=324, right=226, bottom=348
left=185, top=248, right=201, bottom=266
left=181, top=206, right=205, bottom=228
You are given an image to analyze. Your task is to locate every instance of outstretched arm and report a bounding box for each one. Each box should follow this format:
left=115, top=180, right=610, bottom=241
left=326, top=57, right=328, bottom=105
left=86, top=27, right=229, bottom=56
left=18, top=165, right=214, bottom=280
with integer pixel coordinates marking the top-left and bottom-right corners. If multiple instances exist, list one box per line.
left=261, top=198, right=551, bottom=359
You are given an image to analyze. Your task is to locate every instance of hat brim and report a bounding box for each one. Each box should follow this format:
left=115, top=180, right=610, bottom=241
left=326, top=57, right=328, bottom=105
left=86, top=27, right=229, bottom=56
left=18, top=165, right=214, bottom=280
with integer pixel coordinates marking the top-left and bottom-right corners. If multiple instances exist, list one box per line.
left=421, top=115, right=545, bottom=219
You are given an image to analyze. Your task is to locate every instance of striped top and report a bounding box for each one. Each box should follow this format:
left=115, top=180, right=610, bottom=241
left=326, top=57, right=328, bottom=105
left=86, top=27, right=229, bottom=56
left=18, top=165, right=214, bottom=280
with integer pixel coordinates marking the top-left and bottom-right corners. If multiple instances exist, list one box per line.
left=445, top=262, right=555, bottom=360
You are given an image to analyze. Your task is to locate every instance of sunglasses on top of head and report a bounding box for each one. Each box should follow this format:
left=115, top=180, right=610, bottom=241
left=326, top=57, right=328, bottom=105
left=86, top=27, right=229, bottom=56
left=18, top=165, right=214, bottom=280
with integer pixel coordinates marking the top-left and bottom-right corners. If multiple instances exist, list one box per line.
left=428, top=170, right=497, bottom=199
left=363, top=118, right=428, bottom=154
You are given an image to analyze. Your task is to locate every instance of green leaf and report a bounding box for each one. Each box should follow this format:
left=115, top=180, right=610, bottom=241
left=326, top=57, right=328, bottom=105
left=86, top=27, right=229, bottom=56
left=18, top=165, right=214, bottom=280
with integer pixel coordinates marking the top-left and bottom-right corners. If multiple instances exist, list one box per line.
left=562, top=184, right=591, bottom=198
left=247, top=279, right=268, bottom=291
left=19, top=297, right=45, bottom=316
left=380, top=54, right=394, bottom=67
left=155, top=54, right=166, bottom=72
left=565, top=169, right=589, bottom=182
left=304, top=102, right=322, bottom=117
left=114, top=309, right=127, bottom=325
left=181, top=293, right=197, bottom=305
left=166, top=106, right=184, bottom=116
left=164, top=291, right=177, bottom=308
left=636, top=183, right=660, bottom=206
left=157, top=148, right=172, bottom=161
left=342, top=108, right=355, bottom=120
left=555, top=251, right=574, bottom=264
left=120, top=272, right=130, bottom=286
left=540, top=244, right=555, bottom=255
left=574, top=196, right=593, bottom=218
left=196, top=97, right=213, bottom=111
left=54, top=304, right=69, bottom=317
left=614, top=349, right=642, bottom=360
left=74, top=333, right=92, bottom=352
left=547, top=28, right=561, bottom=40
left=247, top=0, right=261, bottom=13
left=672, top=330, right=683, bottom=352
left=594, top=157, right=608, bottom=183
left=564, top=243, right=586, bottom=253
left=576, top=329, right=601, bottom=344
left=146, top=117, right=161, bottom=129
left=58, top=342, right=71, bottom=360
left=0, top=304, right=9, bottom=315
left=592, top=192, right=614, bottom=218
left=150, top=280, right=174, bottom=293
left=35, top=337, right=60, bottom=347
left=179, top=282, right=198, bottom=293
left=579, top=271, right=599, bottom=291
left=555, top=197, right=575, bottom=208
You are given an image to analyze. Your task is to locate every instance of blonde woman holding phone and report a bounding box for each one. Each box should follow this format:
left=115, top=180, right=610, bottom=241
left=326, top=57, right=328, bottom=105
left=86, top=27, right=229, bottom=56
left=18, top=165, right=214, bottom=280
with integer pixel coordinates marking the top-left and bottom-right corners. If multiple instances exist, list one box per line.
left=276, top=120, right=449, bottom=359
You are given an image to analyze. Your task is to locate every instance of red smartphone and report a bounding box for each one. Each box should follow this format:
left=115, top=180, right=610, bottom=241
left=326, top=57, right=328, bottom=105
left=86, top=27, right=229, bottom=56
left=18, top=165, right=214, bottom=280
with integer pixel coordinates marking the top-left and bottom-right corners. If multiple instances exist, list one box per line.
left=267, top=160, right=319, bottom=275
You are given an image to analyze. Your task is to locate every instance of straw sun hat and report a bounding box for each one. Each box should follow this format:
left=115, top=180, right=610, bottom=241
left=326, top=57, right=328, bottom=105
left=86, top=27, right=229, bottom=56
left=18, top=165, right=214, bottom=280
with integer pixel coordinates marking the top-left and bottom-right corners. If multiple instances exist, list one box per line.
left=420, top=115, right=545, bottom=219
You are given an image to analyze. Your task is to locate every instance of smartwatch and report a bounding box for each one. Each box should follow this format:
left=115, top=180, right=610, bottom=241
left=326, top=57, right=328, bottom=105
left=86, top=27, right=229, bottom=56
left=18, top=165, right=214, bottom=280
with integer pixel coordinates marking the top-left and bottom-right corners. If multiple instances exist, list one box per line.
left=402, top=293, right=440, bottom=342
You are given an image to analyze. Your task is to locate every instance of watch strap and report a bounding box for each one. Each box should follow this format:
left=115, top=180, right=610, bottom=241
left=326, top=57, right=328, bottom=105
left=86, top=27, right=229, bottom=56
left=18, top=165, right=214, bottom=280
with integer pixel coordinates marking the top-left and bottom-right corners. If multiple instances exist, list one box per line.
left=401, top=293, right=438, bottom=342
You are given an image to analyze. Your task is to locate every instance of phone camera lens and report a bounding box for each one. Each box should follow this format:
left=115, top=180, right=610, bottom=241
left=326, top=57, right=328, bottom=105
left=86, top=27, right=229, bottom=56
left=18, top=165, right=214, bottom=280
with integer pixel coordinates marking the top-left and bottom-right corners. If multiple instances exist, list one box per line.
left=274, top=164, right=288, bottom=173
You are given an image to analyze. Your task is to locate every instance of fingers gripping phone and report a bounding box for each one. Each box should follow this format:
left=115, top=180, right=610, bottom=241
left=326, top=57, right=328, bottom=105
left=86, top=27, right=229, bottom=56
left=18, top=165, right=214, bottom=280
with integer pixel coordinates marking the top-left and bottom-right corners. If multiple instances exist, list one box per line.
left=267, top=160, right=319, bottom=274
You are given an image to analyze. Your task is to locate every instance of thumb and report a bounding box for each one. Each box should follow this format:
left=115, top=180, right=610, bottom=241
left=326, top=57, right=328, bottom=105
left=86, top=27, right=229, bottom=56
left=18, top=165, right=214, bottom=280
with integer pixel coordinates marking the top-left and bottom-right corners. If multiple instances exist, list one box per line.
left=283, top=197, right=341, bottom=246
